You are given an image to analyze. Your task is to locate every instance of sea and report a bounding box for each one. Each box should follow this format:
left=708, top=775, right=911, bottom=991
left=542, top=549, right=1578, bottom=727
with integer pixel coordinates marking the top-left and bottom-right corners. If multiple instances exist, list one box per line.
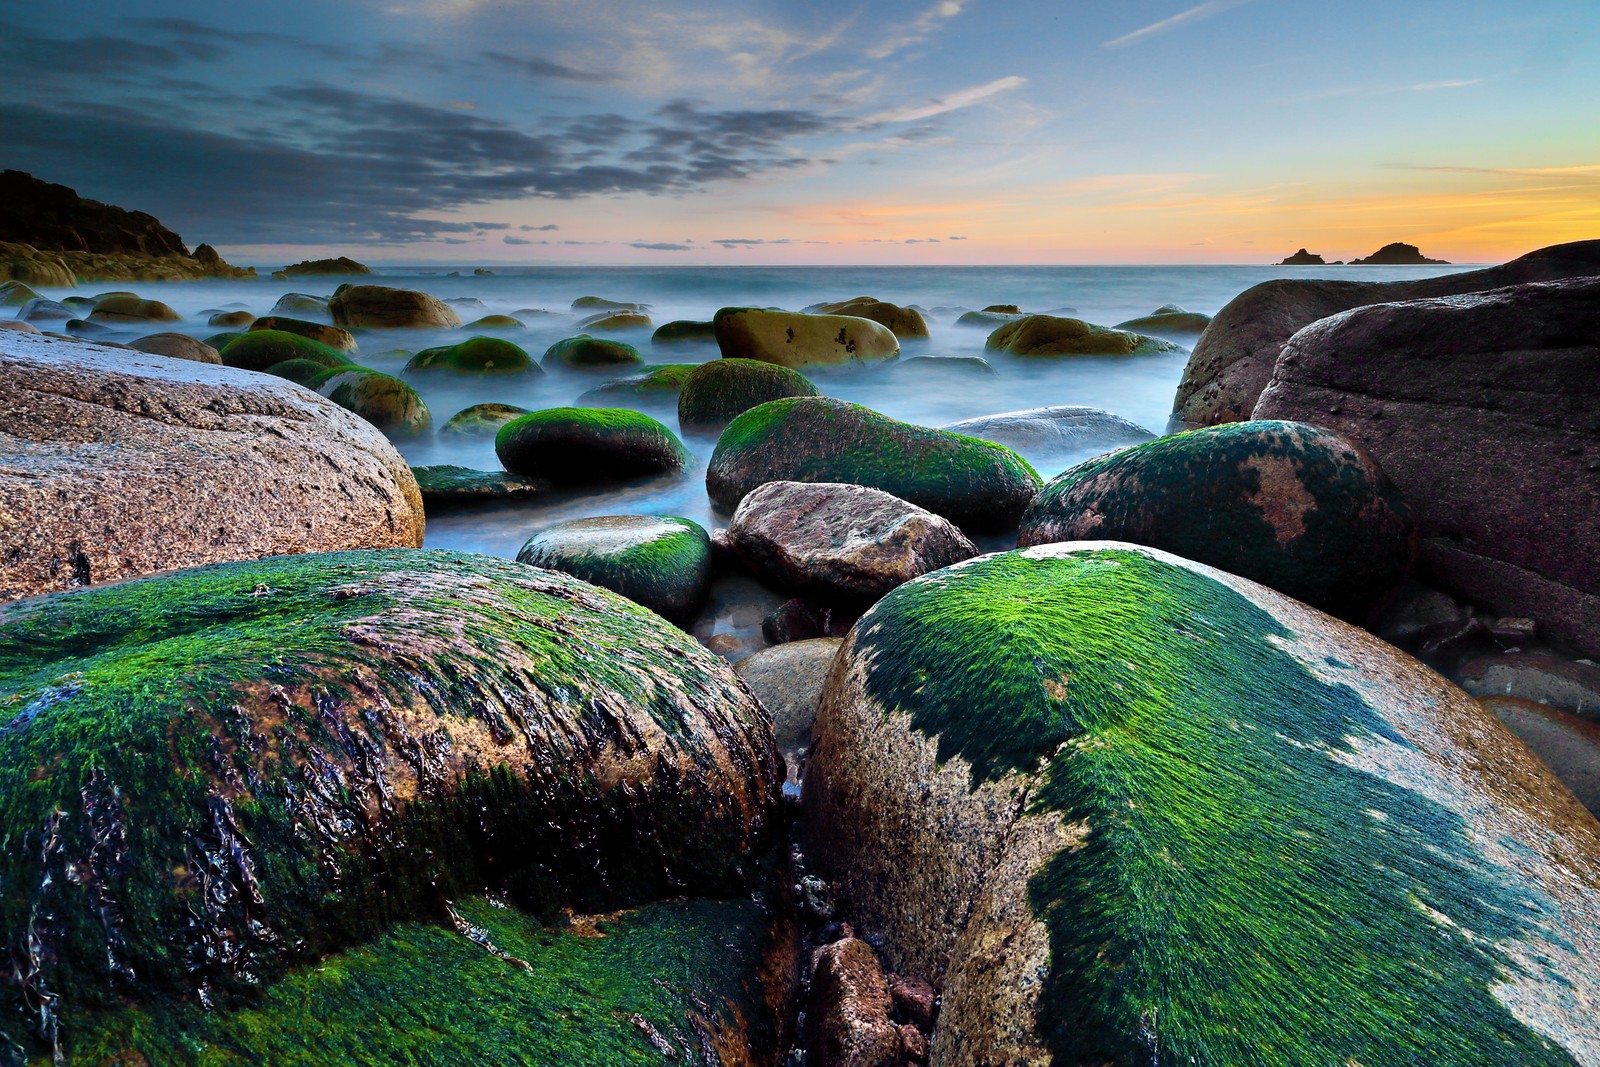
left=24, top=261, right=1483, bottom=650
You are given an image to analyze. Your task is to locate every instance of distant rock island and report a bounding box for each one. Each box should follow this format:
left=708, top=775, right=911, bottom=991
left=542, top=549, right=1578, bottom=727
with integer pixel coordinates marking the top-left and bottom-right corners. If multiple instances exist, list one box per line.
left=1280, top=248, right=1326, bottom=265
left=1350, top=242, right=1449, bottom=265
left=281, top=256, right=372, bottom=277
left=0, top=169, right=253, bottom=284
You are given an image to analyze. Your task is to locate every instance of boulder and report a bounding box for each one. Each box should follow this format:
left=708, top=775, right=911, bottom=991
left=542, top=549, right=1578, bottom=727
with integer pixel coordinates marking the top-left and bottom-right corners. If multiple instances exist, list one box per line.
left=264, top=357, right=337, bottom=386
left=652, top=319, right=716, bottom=344
left=1019, top=420, right=1414, bottom=619
left=18, top=297, right=73, bottom=322
left=127, top=332, right=222, bottom=365
left=405, top=336, right=537, bottom=375
left=707, top=398, right=1040, bottom=533
left=808, top=296, right=930, bottom=340
left=1112, top=306, right=1212, bottom=337
left=677, top=358, right=818, bottom=432
left=728, top=481, right=977, bottom=606
left=281, top=255, right=371, bottom=275
left=572, top=296, right=648, bottom=311
left=0, top=548, right=780, bottom=1059
left=805, top=938, right=903, bottom=1067
left=733, top=637, right=843, bottom=769
left=575, top=364, right=695, bottom=406
left=0, top=319, right=39, bottom=334
left=1478, top=696, right=1600, bottom=814
left=410, top=464, right=546, bottom=509
left=940, top=406, right=1155, bottom=463
left=463, top=313, right=524, bottom=329
left=985, top=315, right=1178, bottom=357
left=953, top=309, right=1025, bottom=329
left=0, top=332, right=423, bottom=601
left=313, top=367, right=432, bottom=438
left=713, top=307, right=900, bottom=368
left=517, top=515, right=713, bottom=622
left=220, top=329, right=352, bottom=372
left=207, top=309, right=255, bottom=327
left=1252, top=277, right=1600, bottom=655
left=329, top=284, right=461, bottom=329
left=542, top=334, right=643, bottom=368
left=1173, top=239, right=1600, bottom=426
left=248, top=315, right=356, bottom=351
left=441, top=402, right=530, bottom=437
left=1454, top=653, right=1600, bottom=716
left=88, top=294, right=181, bottom=323
left=0, top=281, right=40, bottom=307
left=804, top=540, right=1600, bottom=1066
left=496, top=408, right=692, bottom=483
left=269, top=292, right=332, bottom=317
left=578, top=309, right=653, bottom=331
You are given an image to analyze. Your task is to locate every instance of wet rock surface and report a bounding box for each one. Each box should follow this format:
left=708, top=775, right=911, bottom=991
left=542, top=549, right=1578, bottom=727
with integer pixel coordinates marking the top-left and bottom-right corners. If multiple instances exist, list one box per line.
left=940, top=405, right=1155, bottom=464
left=985, top=314, right=1179, bottom=357
left=0, top=332, right=423, bottom=602
left=496, top=407, right=692, bottom=484
left=734, top=637, right=843, bottom=776
left=516, top=514, right=713, bottom=623
left=411, top=464, right=547, bottom=509
left=714, top=307, right=900, bottom=368
left=330, top=284, right=462, bottom=329
left=806, top=938, right=903, bottom=1067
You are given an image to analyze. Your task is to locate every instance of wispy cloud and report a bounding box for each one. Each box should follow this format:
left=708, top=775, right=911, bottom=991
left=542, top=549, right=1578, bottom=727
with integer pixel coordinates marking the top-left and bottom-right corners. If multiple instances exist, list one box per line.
left=630, top=241, right=692, bottom=250
left=866, top=0, right=964, bottom=60
left=1293, top=77, right=1486, bottom=101
left=1103, top=0, right=1254, bottom=49
left=871, top=75, right=1027, bottom=122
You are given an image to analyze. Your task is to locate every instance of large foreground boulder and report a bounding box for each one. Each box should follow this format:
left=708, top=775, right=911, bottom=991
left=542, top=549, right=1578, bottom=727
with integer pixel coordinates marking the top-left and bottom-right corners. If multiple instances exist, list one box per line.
left=1173, top=239, right=1600, bottom=426
left=1253, top=277, right=1600, bottom=656
left=707, top=397, right=1040, bottom=533
left=714, top=307, right=900, bottom=368
left=1019, top=420, right=1414, bottom=619
left=0, top=333, right=423, bottom=601
left=329, top=284, right=461, bottom=329
left=0, top=549, right=782, bottom=1060
left=805, top=541, right=1600, bottom=1066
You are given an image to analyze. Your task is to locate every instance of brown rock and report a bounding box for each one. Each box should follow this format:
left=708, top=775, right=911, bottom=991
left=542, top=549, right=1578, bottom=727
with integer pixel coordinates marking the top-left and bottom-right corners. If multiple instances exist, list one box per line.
left=127, top=331, right=222, bottom=364
left=1479, top=696, right=1600, bottom=814
left=887, top=974, right=937, bottom=1032
left=1455, top=653, right=1600, bottom=716
left=898, top=1024, right=929, bottom=1063
left=729, top=481, right=977, bottom=606
left=249, top=315, right=358, bottom=352
left=329, top=284, right=461, bottom=329
left=811, top=296, right=930, bottom=340
left=207, top=309, right=255, bottom=327
left=713, top=307, right=900, bottom=368
left=733, top=637, right=843, bottom=772
left=0, top=332, right=424, bottom=602
left=1253, top=276, right=1600, bottom=655
left=1175, top=238, right=1600, bottom=426
left=807, top=938, right=903, bottom=1067
left=0, top=319, right=39, bottom=334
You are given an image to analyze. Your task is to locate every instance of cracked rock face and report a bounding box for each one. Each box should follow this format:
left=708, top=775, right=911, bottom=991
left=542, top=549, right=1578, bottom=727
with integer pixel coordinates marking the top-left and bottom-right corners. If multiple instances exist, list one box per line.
left=0, top=332, right=425, bottom=601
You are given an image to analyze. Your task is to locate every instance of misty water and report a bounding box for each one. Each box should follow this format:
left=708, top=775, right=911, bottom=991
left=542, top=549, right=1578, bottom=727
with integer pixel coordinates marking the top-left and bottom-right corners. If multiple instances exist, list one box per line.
left=28, top=262, right=1481, bottom=652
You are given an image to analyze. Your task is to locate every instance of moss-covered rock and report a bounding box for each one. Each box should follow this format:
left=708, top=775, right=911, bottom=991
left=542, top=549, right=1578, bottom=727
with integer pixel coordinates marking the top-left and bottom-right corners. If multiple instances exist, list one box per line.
left=651, top=319, right=716, bottom=345
left=518, top=515, right=713, bottom=622
left=986, top=314, right=1179, bottom=357
left=411, top=464, right=546, bottom=509
left=1019, top=420, right=1414, bottom=618
left=203, top=330, right=245, bottom=351
left=0, top=549, right=781, bottom=1059
left=496, top=408, right=692, bottom=484
left=463, top=313, right=524, bottom=329
left=542, top=334, right=643, bottom=369
left=220, top=329, right=354, bottom=373
left=315, top=368, right=433, bottom=438
left=441, top=402, right=530, bottom=437
left=677, top=358, right=818, bottom=432
left=87, top=294, right=181, bottom=323
left=575, top=363, right=695, bottom=406
left=268, top=292, right=331, bottom=317
left=207, top=309, right=255, bottom=328
left=405, top=336, right=538, bottom=375
left=248, top=315, right=357, bottom=352
left=329, top=285, right=460, bottom=329
left=713, top=307, right=899, bottom=368
left=264, top=357, right=336, bottom=386
left=706, top=397, right=1040, bottom=533
left=805, top=541, right=1600, bottom=1067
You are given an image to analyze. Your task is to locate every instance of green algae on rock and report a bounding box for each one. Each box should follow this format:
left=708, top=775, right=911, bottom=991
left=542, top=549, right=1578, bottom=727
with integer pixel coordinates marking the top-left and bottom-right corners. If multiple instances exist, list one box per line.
left=985, top=314, right=1179, bottom=357
left=497, top=407, right=692, bottom=484
left=1019, top=419, right=1414, bottom=619
left=651, top=319, right=716, bottom=345
left=706, top=397, right=1040, bottom=533
left=405, top=335, right=538, bottom=375
left=315, top=367, right=433, bottom=438
left=248, top=315, right=358, bottom=352
left=220, top=329, right=354, bottom=372
left=411, top=464, right=546, bottom=509
left=542, top=334, right=644, bottom=369
left=804, top=541, right=1600, bottom=1067
left=518, top=515, right=713, bottom=623
left=0, top=549, right=782, bottom=1058
left=575, top=363, right=697, bottom=406
left=50, top=897, right=789, bottom=1067
left=677, top=358, right=818, bottom=432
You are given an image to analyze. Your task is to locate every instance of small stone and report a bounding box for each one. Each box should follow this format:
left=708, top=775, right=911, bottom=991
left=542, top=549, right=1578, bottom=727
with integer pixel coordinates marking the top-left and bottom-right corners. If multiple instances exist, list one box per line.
left=887, top=974, right=937, bottom=1032
left=898, top=1024, right=929, bottom=1063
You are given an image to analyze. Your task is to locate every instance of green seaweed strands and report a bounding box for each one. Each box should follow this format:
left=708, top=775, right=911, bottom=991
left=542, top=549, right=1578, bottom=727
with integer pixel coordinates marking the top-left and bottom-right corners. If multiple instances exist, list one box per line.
left=0, top=550, right=780, bottom=1058
left=853, top=547, right=1579, bottom=1066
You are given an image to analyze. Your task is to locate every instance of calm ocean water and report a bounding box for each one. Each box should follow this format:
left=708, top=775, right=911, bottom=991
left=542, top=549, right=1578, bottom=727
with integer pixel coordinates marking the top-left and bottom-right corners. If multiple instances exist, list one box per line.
left=26, top=262, right=1483, bottom=569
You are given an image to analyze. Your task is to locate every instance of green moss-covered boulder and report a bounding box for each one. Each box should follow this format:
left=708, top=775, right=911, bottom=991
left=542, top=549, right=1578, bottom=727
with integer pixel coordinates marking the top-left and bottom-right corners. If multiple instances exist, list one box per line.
left=249, top=315, right=357, bottom=352
left=264, top=357, right=336, bottom=386
left=411, top=464, right=546, bottom=509
left=203, top=330, right=245, bottom=351
left=575, top=363, right=695, bottom=406
left=518, top=515, right=713, bottom=622
left=463, top=313, right=524, bottom=329
left=1019, top=420, right=1414, bottom=618
left=677, top=358, right=818, bottom=432
left=496, top=408, right=692, bottom=484
left=0, top=549, right=781, bottom=1060
left=986, top=314, right=1179, bottom=356
left=652, top=319, right=716, bottom=345
left=315, top=368, right=433, bottom=438
left=220, top=329, right=353, bottom=372
left=88, top=294, right=181, bottom=323
left=804, top=541, right=1600, bottom=1067
left=0, top=280, right=41, bottom=307
left=713, top=307, right=900, bottom=368
left=54, top=896, right=790, bottom=1067
left=268, top=292, right=331, bottom=317
left=207, top=309, right=255, bottom=328
left=405, top=336, right=538, bottom=375
left=441, top=402, right=530, bottom=437
left=542, top=334, right=643, bottom=369
left=706, top=397, right=1040, bottom=533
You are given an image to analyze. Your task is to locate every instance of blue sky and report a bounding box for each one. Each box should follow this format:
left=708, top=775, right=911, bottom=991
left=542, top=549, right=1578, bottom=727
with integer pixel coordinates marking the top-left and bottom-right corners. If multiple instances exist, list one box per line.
left=4, top=0, right=1597, bottom=262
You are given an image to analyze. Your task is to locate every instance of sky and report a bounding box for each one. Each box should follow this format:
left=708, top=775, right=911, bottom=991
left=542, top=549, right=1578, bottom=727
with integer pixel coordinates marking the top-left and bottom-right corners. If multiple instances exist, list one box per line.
left=3, top=0, right=1597, bottom=264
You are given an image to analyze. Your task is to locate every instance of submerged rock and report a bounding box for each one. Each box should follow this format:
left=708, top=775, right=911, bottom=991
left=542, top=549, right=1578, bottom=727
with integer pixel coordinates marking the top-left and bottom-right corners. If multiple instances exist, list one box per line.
left=517, top=514, right=713, bottom=622
left=496, top=407, right=692, bottom=484
left=463, top=313, right=525, bottom=330
left=411, top=464, right=546, bottom=509
left=0, top=332, right=422, bottom=602
left=1112, top=305, right=1212, bottom=338
left=677, top=358, right=818, bottom=432
left=578, top=309, right=653, bottom=331
left=706, top=397, right=1040, bottom=533
left=542, top=334, right=643, bottom=368
left=1020, top=420, right=1414, bottom=619
left=713, top=307, right=900, bottom=368
left=940, top=406, right=1155, bottom=462
left=88, top=293, right=180, bottom=323
left=808, top=296, right=930, bottom=340
left=405, top=336, right=537, bottom=375
left=575, top=363, right=695, bottom=405
left=269, top=292, right=332, bottom=317
left=207, top=309, right=255, bottom=327
left=985, top=314, right=1178, bottom=357
left=441, top=402, right=530, bottom=437
left=330, top=284, right=461, bottom=329
left=652, top=319, right=716, bottom=345
left=0, top=548, right=781, bottom=1058
left=220, top=329, right=353, bottom=372
left=805, top=541, right=1600, bottom=1066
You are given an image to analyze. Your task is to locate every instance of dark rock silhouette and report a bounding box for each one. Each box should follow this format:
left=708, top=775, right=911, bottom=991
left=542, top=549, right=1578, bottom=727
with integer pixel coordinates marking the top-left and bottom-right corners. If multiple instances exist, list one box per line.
left=1351, top=242, right=1448, bottom=265
left=1280, top=248, right=1326, bottom=265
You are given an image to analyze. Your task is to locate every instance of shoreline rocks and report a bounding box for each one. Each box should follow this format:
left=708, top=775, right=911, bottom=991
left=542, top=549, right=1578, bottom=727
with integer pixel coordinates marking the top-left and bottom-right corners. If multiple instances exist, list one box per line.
left=330, top=284, right=461, bottom=329
left=714, top=307, right=900, bottom=368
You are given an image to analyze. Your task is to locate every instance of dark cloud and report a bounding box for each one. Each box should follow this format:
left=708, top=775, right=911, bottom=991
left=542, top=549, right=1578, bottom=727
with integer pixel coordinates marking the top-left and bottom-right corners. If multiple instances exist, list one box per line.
left=630, top=241, right=692, bottom=251
left=520, top=223, right=560, bottom=231
left=484, top=51, right=618, bottom=84
left=948, top=235, right=967, bottom=240
left=713, top=238, right=766, bottom=246
left=503, top=235, right=533, bottom=245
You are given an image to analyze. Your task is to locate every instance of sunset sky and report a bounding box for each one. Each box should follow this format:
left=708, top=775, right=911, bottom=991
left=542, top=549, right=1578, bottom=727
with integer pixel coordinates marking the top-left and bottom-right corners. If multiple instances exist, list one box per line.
left=5, top=0, right=1597, bottom=264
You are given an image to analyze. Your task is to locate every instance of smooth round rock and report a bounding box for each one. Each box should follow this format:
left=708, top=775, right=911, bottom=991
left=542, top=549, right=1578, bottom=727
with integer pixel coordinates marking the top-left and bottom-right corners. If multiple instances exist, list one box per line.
left=88, top=294, right=180, bottom=323
left=1478, top=696, right=1600, bottom=814
left=678, top=358, right=818, bottom=431
left=127, top=332, right=222, bottom=364
left=809, top=297, right=930, bottom=340
left=986, top=314, right=1178, bottom=357
left=733, top=637, right=843, bottom=760
left=208, top=309, right=255, bottom=327
left=220, top=329, right=352, bottom=372
left=269, top=292, right=332, bottom=316
left=652, top=319, right=716, bottom=345
left=405, top=336, right=537, bottom=375
left=330, top=284, right=461, bottom=329
left=940, top=406, right=1155, bottom=462
left=463, top=314, right=524, bottom=329
left=441, top=402, right=530, bottom=437
left=575, top=364, right=694, bottom=405
left=1113, top=307, right=1212, bottom=337
left=542, top=334, right=643, bottom=368
left=410, top=464, right=546, bottom=509
left=496, top=407, right=692, bottom=484
left=1020, top=420, right=1414, bottom=619
left=517, top=514, right=712, bottom=622
left=314, top=367, right=432, bottom=438
left=249, top=315, right=357, bottom=352
left=578, top=310, right=653, bottom=331
left=713, top=307, right=900, bottom=368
